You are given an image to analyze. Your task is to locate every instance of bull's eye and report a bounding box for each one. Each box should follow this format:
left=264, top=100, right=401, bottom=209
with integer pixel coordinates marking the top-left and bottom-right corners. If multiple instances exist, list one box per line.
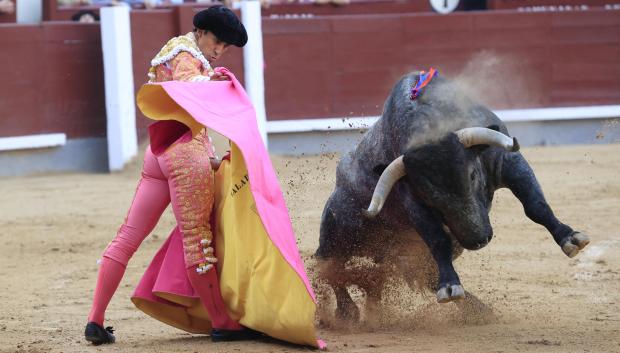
left=470, top=170, right=476, bottom=181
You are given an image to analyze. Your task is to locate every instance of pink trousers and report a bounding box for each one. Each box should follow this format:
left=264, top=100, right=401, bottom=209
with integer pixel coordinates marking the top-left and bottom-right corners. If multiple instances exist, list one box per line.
left=88, top=132, right=240, bottom=330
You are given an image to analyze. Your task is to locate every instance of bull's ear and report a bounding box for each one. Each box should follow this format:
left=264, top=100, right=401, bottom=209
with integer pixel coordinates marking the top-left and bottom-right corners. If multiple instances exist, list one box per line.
left=373, top=164, right=388, bottom=175
left=486, top=124, right=500, bottom=132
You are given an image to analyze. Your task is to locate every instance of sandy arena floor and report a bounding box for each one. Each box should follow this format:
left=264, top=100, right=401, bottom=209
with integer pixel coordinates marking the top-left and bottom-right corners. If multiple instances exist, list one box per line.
left=0, top=143, right=619, bottom=353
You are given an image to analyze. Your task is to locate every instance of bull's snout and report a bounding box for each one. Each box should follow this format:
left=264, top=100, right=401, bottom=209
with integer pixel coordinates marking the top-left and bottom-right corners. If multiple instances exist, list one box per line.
left=457, top=230, right=493, bottom=251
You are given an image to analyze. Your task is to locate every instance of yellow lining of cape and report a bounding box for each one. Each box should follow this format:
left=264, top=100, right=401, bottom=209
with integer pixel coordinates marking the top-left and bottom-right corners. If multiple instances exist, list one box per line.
left=138, top=84, right=204, bottom=136
left=132, top=295, right=212, bottom=334
left=135, top=84, right=320, bottom=348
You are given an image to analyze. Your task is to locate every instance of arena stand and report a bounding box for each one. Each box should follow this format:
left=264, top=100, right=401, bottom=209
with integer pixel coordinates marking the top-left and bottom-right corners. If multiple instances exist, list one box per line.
left=487, top=0, right=619, bottom=10
left=1, top=0, right=619, bottom=174
left=0, top=0, right=15, bottom=22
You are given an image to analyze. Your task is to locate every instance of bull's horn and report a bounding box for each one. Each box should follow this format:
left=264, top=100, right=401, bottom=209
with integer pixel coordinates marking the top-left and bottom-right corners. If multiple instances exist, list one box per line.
left=455, top=127, right=520, bottom=152
left=364, top=156, right=406, bottom=218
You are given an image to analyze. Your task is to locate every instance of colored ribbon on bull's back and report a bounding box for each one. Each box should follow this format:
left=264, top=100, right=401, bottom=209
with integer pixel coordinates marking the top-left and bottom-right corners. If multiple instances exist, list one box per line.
left=410, top=67, right=438, bottom=100
left=132, top=69, right=325, bottom=349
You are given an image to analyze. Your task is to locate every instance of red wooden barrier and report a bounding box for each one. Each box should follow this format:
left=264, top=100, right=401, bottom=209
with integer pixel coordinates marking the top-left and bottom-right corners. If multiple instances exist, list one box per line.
left=262, top=0, right=432, bottom=16
left=262, top=9, right=620, bottom=120
left=0, top=22, right=105, bottom=138
left=1, top=8, right=619, bottom=140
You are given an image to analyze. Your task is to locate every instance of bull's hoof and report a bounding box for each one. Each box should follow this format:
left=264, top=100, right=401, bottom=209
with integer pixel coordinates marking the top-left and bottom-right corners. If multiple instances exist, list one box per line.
left=437, top=284, right=465, bottom=303
left=335, top=302, right=360, bottom=322
left=561, top=232, right=590, bottom=258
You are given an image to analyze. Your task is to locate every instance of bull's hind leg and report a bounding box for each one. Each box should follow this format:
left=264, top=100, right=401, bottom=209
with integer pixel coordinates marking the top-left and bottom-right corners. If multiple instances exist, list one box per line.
left=355, top=260, right=391, bottom=321
left=316, top=258, right=360, bottom=322
left=501, top=153, right=590, bottom=257
left=316, top=191, right=365, bottom=321
left=334, top=286, right=360, bottom=322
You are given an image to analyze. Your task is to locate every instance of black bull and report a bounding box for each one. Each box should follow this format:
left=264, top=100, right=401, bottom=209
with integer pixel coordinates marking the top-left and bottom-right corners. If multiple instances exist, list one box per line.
left=314, top=72, right=590, bottom=321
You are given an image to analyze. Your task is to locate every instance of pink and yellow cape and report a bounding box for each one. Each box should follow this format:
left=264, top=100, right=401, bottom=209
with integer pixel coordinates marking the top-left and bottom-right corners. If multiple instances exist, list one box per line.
left=131, top=69, right=325, bottom=349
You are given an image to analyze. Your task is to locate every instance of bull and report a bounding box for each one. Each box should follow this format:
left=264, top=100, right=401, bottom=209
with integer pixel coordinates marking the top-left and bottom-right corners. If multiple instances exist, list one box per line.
left=315, top=71, right=590, bottom=321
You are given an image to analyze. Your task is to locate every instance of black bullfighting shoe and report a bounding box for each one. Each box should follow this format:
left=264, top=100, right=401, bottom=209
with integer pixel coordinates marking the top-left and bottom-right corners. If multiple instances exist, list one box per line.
left=210, top=327, right=264, bottom=342
left=84, top=322, right=116, bottom=345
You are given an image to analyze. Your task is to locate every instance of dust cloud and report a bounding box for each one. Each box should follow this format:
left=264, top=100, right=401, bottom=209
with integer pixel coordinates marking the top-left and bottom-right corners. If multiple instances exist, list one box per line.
left=453, top=50, right=544, bottom=110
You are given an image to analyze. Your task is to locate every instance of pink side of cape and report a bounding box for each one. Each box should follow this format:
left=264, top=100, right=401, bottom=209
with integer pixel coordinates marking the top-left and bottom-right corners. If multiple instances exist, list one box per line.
left=153, top=69, right=316, bottom=301
left=133, top=227, right=198, bottom=303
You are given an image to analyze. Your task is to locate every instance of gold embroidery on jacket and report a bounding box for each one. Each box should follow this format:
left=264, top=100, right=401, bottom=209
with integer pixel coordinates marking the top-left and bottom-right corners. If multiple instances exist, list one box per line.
left=164, top=130, right=217, bottom=269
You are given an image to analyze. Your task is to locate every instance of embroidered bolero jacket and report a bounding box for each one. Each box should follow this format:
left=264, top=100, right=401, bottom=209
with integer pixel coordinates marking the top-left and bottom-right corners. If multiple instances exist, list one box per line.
left=148, top=32, right=215, bottom=83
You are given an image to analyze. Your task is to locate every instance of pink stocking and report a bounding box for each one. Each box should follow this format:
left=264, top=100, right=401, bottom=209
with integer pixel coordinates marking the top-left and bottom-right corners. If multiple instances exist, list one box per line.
left=87, top=147, right=170, bottom=326
left=87, top=257, right=126, bottom=325
left=186, top=266, right=242, bottom=330
left=160, top=132, right=241, bottom=331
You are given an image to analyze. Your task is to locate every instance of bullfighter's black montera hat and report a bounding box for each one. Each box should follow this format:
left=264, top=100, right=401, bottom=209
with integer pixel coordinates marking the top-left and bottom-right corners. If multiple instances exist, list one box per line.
left=193, top=6, right=248, bottom=48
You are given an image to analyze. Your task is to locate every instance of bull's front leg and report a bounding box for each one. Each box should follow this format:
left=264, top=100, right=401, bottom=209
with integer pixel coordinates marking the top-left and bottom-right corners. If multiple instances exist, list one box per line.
left=501, top=153, right=590, bottom=257
left=408, top=204, right=465, bottom=303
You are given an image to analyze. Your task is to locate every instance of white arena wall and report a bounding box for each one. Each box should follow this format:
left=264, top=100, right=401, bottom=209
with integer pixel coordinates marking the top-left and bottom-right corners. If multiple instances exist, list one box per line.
left=267, top=105, right=620, bottom=155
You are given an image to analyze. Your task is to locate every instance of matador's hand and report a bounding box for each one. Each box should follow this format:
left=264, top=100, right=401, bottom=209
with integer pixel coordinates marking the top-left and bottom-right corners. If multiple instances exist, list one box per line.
left=210, top=71, right=231, bottom=81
